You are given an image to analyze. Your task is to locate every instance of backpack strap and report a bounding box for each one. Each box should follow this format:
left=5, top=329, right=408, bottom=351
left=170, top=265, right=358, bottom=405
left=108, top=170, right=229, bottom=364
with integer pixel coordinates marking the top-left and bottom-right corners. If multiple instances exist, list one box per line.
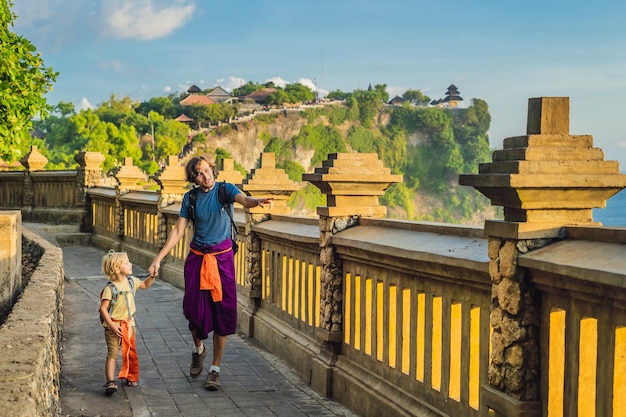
left=217, top=181, right=234, bottom=207
left=218, top=182, right=239, bottom=254
left=118, top=277, right=134, bottom=321
left=106, top=281, right=118, bottom=308
left=188, top=187, right=199, bottom=224
left=105, top=277, right=135, bottom=321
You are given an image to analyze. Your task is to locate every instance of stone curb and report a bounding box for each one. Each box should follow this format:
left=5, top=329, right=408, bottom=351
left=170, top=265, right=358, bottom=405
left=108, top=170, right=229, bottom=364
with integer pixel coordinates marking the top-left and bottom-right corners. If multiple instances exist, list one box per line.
left=0, top=228, right=64, bottom=417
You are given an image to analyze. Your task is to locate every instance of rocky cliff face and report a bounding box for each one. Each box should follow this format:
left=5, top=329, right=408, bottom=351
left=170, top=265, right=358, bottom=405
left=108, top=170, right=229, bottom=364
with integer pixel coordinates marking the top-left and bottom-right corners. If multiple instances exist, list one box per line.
left=206, top=112, right=308, bottom=171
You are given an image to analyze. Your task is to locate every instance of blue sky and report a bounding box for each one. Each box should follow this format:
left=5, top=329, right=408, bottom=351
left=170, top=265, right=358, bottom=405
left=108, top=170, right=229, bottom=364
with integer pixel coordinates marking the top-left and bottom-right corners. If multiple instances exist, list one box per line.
left=12, top=0, right=626, bottom=169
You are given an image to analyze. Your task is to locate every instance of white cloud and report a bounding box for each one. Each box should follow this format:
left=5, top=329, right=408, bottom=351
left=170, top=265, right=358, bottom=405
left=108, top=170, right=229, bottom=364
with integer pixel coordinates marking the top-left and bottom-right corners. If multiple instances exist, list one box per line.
left=78, top=97, right=94, bottom=111
left=163, top=86, right=172, bottom=93
left=316, top=88, right=329, bottom=98
left=221, top=76, right=247, bottom=92
left=102, top=0, right=196, bottom=41
left=296, top=78, right=328, bottom=97
left=265, top=77, right=288, bottom=88
left=297, top=78, right=316, bottom=91
left=617, top=141, right=626, bottom=149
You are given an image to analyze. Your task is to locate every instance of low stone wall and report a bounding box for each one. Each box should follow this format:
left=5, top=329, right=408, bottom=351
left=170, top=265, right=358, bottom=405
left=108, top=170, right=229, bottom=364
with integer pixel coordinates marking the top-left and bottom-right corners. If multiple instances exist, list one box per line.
left=0, top=227, right=64, bottom=417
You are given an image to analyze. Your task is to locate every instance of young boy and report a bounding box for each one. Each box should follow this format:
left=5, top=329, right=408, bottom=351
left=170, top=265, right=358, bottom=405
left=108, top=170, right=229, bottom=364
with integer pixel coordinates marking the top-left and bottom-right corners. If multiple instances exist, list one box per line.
left=100, top=250, right=156, bottom=396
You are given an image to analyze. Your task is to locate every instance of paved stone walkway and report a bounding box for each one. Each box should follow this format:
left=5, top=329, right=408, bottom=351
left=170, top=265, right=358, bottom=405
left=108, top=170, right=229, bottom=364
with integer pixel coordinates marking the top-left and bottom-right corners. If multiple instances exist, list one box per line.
left=45, top=231, right=357, bottom=417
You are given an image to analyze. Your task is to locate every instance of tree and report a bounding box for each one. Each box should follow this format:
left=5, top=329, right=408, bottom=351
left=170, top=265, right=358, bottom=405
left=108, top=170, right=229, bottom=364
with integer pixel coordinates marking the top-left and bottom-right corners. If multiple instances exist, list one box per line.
left=151, top=118, right=189, bottom=162
left=185, top=104, right=213, bottom=129
left=268, top=89, right=289, bottom=106
left=345, top=95, right=360, bottom=121
left=453, top=98, right=491, bottom=170
left=403, top=89, right=431, bottom=106
left=373, top=84, right=389, bottom=104
left=0, top=0, right=58, bottom=161
left=53, top=101, right=76, bottom=118
left=232, top=81, right=263, bottom=97
left=326, top=89, right=348, bottom=101
left=284, top=83, right=315, bottom=103
left=32, top=101, right=75, bottom=144
left=96, top=95, right=142, bottom=127
left=352, top=89, right=382, bottom=127
left=136, top=96, right=182, bottom=120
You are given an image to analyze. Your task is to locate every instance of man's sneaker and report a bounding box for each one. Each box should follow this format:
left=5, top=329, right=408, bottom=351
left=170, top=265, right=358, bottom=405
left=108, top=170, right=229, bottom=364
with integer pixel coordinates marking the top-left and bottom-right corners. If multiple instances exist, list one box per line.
left=204, top=370, right=220, bottom=391
left=189, top=347, right=207, bottom=378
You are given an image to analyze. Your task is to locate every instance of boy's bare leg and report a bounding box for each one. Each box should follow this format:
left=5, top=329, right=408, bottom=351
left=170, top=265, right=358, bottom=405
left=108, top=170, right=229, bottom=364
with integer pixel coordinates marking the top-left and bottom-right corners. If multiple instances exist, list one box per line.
left=105, top=358, right=116, bottom=381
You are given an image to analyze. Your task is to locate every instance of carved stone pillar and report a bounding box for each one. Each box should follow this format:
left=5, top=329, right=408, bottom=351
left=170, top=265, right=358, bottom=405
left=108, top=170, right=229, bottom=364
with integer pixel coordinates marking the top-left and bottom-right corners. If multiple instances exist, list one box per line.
left=75, top=151, right=105, bottom=232
left=243, top=153, right=300, bottom=216
left=112, top=157, right=147, bottom=237
left=113, top=157, right=146, bottom=192
left=303, top=152, right=401, bottom=395
left=460, top=97, right=626, bottom=415
left=20, top=146, right=48, bottom=208
left=217, top=158, right=244, bottom=209
left=152, top=155, right=187, bottom=246
left=303, top=152, right=402, bottom=339
left=216, top=158, right=244, bottom=186
left=20, top=146, right=48, bottom=172
left=239, top=153, right=302, bottom=323
left=75, top=151, right=105, bottom=205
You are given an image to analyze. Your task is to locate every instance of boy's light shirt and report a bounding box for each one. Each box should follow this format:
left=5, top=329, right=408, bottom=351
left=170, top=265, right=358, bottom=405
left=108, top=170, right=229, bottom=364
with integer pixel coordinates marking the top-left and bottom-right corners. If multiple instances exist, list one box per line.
left=101, top=277, right=140, bottom=326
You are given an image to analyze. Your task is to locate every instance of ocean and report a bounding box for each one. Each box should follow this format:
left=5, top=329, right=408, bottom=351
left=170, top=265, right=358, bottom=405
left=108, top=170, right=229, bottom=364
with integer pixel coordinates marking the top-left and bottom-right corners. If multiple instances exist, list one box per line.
left=593, top=189, right=626, bottom=227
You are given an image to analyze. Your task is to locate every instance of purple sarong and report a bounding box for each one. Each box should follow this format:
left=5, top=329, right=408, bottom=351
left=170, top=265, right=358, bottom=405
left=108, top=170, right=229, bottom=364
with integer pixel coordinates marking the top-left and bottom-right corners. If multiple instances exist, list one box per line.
left=183, top=238, right=237, bottom=340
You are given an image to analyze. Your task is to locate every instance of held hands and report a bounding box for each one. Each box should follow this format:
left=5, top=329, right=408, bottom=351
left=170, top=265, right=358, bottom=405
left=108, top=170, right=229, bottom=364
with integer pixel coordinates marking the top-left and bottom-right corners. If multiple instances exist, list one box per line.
left=148, top=261, right=160, bottom=278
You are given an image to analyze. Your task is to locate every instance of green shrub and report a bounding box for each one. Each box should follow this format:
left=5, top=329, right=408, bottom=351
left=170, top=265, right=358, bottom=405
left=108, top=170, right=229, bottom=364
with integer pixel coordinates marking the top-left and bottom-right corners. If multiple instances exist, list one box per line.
left=280, top=160, right=305, bottom=182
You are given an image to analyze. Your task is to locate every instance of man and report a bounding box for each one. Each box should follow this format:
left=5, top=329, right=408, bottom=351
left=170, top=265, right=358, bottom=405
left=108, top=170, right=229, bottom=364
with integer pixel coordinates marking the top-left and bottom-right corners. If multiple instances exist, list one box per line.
left=148, top=155, right=272, bottom=390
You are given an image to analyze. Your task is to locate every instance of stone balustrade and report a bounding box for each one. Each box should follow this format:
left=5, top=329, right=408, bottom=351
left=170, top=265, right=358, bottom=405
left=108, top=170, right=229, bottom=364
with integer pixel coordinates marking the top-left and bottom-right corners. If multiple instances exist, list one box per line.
left=460, top=96, right=626, bottom=416
left=1, top=97, right=626, bottom=417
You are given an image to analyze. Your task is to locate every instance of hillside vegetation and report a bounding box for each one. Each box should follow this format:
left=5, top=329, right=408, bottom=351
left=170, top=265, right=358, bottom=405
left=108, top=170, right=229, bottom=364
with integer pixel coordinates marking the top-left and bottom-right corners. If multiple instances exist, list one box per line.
left=236, top=99, right=495, bottom=223
left=25, top=84, right=497, bottom=224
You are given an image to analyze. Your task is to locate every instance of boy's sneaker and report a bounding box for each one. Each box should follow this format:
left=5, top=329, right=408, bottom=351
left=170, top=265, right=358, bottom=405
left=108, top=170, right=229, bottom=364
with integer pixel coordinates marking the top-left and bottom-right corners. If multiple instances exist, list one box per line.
left=103, top=380, right=118, bottom=396
left=204, top=370, right=220, bottom=391
left=190, top=347, right=207, bottom=378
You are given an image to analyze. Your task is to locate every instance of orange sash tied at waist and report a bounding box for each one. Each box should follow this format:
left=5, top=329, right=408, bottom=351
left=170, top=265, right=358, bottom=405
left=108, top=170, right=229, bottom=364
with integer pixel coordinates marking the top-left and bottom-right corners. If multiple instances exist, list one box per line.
left=115, top=319, right=139, bottom=381
left=190, top=246, right=232, bottom=302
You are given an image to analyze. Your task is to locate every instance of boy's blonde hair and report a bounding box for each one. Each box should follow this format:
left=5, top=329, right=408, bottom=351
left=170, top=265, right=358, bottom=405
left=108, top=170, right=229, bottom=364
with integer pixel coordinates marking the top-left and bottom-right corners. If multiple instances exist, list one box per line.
left=102, top=250, right=129, bottom=280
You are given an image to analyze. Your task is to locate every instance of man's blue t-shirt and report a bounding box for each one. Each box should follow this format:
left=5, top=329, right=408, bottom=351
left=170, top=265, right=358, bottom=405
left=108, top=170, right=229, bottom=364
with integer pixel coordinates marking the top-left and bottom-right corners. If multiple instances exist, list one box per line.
left=179, top=182, right=241, bottom=246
